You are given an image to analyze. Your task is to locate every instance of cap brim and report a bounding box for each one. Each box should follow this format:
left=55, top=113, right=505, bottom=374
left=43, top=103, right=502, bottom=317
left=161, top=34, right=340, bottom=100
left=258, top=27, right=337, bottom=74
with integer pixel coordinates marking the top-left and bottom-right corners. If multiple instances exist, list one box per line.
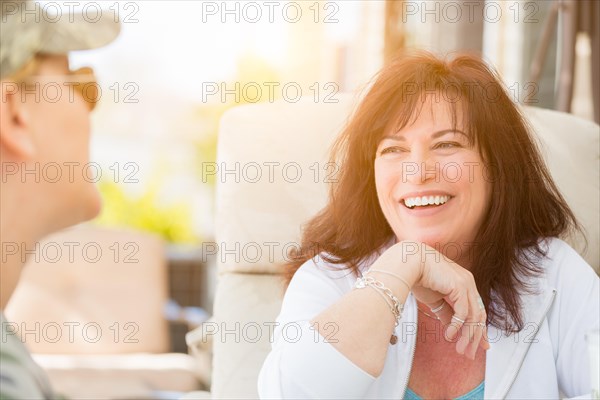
left=38, top=10, right=121, bottom=55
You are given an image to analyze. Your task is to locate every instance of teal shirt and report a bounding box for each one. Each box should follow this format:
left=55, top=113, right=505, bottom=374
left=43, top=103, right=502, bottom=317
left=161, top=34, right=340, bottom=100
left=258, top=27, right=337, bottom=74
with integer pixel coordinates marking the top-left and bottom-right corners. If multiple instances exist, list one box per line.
left=1, top=313, right=57, bottom=399
left=404, top=381, right=484, bottom=400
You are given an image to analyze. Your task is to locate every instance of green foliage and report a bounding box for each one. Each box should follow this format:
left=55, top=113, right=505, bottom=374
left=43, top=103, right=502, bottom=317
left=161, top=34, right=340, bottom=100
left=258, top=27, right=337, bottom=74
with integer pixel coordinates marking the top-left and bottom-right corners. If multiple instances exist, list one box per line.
left=93, top=53, right=279, bottom=243
left=94, top=180, right=198, bottom=244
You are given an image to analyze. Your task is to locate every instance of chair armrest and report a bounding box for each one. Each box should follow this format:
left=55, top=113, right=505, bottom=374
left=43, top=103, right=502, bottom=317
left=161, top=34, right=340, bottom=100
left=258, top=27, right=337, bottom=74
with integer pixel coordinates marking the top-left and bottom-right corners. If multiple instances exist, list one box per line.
left=185, top=319, right=214, bottom=389
left=185, top=318, right=215, bottom=354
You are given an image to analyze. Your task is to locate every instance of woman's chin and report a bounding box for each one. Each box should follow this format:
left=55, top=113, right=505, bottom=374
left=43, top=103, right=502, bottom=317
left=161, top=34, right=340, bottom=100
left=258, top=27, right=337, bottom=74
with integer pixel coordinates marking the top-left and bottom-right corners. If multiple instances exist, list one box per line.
left=396, top=232, right=450, bottom=249
left=395, top=233, right=473, bottom=267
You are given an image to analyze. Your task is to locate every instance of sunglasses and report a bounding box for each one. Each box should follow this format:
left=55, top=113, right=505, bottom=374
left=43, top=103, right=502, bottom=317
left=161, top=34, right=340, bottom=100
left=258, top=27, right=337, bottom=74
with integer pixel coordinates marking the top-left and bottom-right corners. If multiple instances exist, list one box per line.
left=11, top=60, right=99, bottom=111
left=64, top=67, right=99, bottom=111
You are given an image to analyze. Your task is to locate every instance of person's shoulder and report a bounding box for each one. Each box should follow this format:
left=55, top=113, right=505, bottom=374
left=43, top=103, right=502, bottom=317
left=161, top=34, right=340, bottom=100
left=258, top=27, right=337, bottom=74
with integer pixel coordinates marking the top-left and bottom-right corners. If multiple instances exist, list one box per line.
left=291, top=253, right=357, bottom=288
left=279, top=255, right=359, bottom=319
left=288, top=241, right=394, bottom=294
left=539, top=237, right=588, bottom=266
left=535, top=237, right=598, bottom=286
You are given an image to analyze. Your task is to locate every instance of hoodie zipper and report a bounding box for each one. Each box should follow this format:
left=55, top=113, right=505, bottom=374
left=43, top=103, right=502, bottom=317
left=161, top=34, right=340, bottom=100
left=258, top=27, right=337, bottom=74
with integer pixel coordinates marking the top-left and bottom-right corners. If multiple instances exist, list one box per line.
left=399, top=296, right=417, bottom=398
left=494, top=288, right=557, bottom=399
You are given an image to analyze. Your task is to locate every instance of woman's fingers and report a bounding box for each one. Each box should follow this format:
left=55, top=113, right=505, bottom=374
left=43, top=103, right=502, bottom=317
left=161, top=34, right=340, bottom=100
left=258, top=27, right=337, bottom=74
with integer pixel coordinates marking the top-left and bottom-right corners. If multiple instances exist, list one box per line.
left=413, top=247, right=490, bottom=358
left=463, top=320, right=484, bottom=359
left=468, top=290, right=489, bottom=352
left=445, top=287, right=469, bottom=341
left=462, top=317, right=489, bottom=359
left=464, top=290, right=483, bottom=354
left=472, top=323, right=489, bottom=357
left=458, top=289, right=488, bottom=358
left=475, top=294, right=490, bottom=352
left=434, top=280, right=488, bottom=359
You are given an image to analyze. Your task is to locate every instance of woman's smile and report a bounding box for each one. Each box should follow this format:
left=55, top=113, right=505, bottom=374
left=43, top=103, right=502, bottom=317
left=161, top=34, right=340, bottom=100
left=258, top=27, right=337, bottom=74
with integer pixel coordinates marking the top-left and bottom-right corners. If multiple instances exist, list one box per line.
left=400, top=191, right=454, bottom=216
left=375, top=97, right=491, bottom=250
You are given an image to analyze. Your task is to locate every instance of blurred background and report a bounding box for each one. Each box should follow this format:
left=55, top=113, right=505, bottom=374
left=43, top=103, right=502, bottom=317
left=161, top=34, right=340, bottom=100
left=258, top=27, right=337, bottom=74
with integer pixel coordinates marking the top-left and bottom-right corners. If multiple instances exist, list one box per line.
left=7, top=0, right=598, bottom=399
left=72, top=0, right=597, bottom=250
left=78, top=0, right=596, bottom=321
left=74, top=0, right=597, bottom=303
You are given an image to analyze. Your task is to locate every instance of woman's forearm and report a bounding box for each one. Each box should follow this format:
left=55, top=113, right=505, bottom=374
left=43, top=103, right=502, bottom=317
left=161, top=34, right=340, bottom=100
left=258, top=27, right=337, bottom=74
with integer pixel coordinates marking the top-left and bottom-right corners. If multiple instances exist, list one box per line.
left=310, top=255, right=418, bottom=377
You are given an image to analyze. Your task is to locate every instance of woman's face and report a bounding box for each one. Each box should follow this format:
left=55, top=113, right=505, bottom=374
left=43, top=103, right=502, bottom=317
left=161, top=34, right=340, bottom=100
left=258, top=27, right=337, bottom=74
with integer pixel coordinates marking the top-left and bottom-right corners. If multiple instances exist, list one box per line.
left=374, top=97, right=491, bottom=261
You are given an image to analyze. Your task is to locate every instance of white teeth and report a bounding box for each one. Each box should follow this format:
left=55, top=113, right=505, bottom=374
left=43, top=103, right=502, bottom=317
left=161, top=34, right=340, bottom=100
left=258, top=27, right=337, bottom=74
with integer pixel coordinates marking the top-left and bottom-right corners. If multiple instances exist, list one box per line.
left=403, top=195, right=450, bottom=208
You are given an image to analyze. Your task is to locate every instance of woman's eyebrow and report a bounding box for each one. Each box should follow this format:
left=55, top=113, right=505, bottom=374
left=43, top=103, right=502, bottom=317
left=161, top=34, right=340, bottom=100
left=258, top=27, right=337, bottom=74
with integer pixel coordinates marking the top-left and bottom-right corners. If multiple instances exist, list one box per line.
left=381, top=129, right=467, bottom=141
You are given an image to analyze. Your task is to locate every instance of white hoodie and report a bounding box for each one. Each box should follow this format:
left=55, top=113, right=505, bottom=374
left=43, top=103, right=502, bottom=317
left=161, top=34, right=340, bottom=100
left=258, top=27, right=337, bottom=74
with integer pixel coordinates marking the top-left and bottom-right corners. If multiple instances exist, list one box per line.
left=258, top=238, right=599, bottom=399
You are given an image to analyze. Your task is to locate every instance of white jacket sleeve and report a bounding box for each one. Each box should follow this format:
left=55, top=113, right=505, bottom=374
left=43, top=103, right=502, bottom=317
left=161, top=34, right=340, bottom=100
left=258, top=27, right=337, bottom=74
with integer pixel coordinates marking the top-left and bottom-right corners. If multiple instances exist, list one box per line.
left=257, top=257, right=376, bottom=399
left=547, top=240, right=600, bottom=398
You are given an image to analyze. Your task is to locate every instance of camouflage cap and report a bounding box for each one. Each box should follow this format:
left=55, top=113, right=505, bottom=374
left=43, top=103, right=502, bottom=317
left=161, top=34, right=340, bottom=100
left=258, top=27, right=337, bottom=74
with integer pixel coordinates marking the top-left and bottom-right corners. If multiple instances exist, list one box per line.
left=0, top=0, right=120, bottom=78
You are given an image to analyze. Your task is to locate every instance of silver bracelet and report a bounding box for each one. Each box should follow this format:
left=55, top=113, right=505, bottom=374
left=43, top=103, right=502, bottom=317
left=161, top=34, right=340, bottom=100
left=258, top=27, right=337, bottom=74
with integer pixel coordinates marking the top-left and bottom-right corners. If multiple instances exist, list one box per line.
left=354, top=276, right=404, bottom=325
left=366, top=269, right=412, bottom=292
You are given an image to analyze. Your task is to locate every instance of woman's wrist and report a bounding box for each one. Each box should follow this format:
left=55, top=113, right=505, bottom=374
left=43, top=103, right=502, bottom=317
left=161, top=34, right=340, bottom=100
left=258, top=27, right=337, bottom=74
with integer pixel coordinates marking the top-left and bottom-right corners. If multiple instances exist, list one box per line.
left=392, top=240, right=423, bottom=288
left=367, top=243, right=422, bottom=297
left=364, top=270, right=410, bottom=300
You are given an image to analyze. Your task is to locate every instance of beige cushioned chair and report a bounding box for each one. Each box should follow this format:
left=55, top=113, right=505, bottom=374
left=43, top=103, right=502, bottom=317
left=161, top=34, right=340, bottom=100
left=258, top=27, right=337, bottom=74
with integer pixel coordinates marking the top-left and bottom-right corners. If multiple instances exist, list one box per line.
left=5, top=226, right=204, bottom=399
left=196, top=94, right=599, bottom=399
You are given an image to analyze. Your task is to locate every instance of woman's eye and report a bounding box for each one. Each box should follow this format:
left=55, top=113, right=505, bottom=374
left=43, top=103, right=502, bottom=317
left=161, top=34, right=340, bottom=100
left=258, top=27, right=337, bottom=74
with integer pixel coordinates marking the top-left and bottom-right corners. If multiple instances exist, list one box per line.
left=435, top=142, right=461, bottom=150
left=380, top=146, right=406, bottom=155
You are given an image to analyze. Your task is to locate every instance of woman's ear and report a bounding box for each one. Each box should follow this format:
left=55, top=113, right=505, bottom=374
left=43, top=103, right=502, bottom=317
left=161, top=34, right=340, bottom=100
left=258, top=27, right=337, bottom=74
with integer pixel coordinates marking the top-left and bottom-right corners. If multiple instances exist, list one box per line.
left=0, top=81, right=37, bottom=160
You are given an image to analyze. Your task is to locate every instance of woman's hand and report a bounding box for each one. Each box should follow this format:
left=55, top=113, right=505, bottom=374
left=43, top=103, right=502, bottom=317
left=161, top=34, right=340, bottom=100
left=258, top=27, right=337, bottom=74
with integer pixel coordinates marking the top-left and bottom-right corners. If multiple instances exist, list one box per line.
left=393, top=241, right=490, bottom=359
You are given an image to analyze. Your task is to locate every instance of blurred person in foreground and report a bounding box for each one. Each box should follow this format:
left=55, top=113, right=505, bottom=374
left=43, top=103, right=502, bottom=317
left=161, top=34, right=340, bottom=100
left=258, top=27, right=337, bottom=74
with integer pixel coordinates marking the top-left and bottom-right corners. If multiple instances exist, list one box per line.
left=258, top=51, right=600, bottom=399
left=0, top=1, right=120, bottom=398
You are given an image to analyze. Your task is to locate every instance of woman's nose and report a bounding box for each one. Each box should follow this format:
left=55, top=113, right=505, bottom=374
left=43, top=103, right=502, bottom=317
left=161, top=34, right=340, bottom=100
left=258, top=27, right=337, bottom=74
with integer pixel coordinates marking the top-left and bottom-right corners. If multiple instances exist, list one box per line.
left=403, top=151, right=437, bottom=184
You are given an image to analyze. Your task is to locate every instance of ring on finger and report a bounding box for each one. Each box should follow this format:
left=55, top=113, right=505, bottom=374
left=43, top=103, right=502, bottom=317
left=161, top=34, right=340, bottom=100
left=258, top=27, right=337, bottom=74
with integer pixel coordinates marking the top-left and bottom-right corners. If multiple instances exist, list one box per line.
left=476, top=322, right=486, bottom=327
left=451, top=315, right=465, bottom=324
left=430, top=301, right=446, bottom=313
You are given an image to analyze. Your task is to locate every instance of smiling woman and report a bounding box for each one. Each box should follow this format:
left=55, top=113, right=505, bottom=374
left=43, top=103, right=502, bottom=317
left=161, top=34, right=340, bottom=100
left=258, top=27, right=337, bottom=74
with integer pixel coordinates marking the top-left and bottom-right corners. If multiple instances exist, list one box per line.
left=287, top=51, right=579, bottom=332
left=374, top=97, right=491, bottom=269
left=257, top=51, right=600, bottom=399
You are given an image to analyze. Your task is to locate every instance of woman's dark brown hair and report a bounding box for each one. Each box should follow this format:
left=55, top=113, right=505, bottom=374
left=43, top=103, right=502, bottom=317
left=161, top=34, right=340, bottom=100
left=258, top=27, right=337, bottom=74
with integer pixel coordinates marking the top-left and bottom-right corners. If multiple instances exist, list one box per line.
left=283, top=50, right=580, bottom=332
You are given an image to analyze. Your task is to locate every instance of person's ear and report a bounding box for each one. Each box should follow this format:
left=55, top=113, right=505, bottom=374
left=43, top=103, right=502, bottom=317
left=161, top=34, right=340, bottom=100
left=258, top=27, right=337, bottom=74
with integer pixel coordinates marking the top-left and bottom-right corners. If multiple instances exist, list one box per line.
left=0, top=80, right=36, bottom=159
